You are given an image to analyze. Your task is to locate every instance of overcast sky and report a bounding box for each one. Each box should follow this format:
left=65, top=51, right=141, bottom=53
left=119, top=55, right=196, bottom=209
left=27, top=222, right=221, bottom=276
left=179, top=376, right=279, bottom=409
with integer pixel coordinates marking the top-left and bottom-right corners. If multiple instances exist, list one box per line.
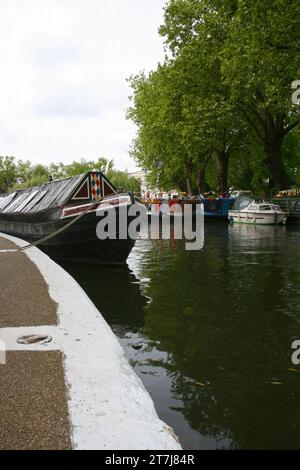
left=0, top=0, right=166, bottom=171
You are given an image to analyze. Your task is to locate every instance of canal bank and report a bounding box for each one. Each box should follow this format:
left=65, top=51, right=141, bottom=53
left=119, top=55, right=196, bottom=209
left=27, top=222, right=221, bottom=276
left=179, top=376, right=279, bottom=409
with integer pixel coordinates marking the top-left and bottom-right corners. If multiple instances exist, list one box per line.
left=0, top=233, right=181, bottom=450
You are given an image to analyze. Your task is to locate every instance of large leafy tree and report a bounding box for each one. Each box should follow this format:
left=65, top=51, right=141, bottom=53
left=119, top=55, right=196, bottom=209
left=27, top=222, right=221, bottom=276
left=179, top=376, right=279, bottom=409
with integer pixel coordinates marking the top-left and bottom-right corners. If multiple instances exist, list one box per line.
left=128, top=66, right=192, bottom=192
left=128, top=47, right=247, bottom=193
left=171, top=42, right=248, bottom=192
left=160, top=0, right=300, bottom=189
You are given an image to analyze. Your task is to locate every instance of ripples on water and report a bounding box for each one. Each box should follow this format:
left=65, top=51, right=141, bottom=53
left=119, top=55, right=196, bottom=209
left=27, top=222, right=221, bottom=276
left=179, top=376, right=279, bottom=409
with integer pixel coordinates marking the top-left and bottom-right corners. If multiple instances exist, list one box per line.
left=62, top=223, right=300, bottom=449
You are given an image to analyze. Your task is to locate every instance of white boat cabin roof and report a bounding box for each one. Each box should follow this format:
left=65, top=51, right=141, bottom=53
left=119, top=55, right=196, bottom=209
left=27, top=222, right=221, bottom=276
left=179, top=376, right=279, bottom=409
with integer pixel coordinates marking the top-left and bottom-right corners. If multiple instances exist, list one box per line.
left=246, top=201, right=281, bottom=212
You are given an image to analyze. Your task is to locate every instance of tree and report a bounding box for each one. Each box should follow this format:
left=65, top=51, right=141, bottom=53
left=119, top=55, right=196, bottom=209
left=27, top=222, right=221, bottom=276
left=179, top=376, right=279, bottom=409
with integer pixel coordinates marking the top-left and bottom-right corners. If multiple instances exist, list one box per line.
left=222, top=0, right=300, bottom=189
left=64, top=157, right=113, bottom=176
left=128, top=67, right=191, bottom=192
left=48, top=162, right=68, bottom=180
left=128, top=17, right=248, bottom=193
left=160, top=0, right=300, bottom=190
left=0, top=155, right=140, bottom=193
left=0, top=156, right=18, bottom=192
left=107, top=170, right=141, bottom=193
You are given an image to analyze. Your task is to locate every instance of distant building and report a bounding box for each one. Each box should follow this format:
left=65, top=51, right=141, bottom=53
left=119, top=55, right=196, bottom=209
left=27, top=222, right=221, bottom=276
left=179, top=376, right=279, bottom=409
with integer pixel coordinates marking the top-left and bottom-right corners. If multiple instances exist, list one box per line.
left=127, top=170, right=149, bottom=193
left=127, top=170, right=179, bottom=200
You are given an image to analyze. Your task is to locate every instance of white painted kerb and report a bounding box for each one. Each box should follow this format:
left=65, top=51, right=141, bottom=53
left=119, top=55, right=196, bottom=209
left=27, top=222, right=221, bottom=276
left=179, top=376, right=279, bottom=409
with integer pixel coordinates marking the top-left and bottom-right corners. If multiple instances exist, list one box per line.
left=0, top=233, right=181, bottom=450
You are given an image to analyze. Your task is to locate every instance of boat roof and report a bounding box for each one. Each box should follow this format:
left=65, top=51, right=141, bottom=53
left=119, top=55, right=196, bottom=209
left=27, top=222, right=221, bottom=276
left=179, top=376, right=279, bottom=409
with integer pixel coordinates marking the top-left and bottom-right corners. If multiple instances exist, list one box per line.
left=248, top=201, right=279, bottom=206
left=0, top=171, right=116, bottom=215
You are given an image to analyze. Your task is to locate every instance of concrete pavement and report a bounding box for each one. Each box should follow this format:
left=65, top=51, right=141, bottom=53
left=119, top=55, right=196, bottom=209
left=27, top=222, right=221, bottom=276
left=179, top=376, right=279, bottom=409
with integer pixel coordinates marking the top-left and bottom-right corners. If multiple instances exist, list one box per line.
left=0, top=236, right=71, bottom=450
left=0, top=233, right=181, bottom=450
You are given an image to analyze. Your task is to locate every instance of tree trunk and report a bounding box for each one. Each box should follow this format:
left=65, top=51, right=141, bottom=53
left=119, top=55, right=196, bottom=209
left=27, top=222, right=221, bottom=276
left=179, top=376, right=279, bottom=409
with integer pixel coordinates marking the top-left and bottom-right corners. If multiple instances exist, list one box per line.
left=261, top=112, right=289, bottom=189
left=185, top=159, right=194, bottom=195
left=186, top=176, right=193, bottom=195
left=216, top=151, right=230, bottom=193
left=237, top=103, right=292, bottom=191
left=264, top=138, right=289, bottom=190
left=197, top=167, right=208, bottom=193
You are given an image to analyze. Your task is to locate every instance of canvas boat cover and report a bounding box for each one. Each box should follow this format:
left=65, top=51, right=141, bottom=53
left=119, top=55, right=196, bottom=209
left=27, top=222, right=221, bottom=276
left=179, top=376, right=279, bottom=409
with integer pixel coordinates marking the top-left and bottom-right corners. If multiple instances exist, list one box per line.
left=0, top=172, right=116, bottom=215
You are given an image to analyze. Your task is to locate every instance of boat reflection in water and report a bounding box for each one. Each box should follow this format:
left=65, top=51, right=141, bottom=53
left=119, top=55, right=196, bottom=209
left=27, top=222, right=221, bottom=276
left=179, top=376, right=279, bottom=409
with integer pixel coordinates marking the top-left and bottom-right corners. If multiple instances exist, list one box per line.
left=59, top=261, right=148, bottom=328
left=228, top=220, right=288, bottom=242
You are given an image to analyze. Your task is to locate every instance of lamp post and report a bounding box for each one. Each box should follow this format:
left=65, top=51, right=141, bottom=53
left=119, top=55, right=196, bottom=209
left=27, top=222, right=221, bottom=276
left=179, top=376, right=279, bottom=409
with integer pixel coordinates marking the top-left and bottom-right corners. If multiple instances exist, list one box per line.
left=264, top=177, right=270, bottom=199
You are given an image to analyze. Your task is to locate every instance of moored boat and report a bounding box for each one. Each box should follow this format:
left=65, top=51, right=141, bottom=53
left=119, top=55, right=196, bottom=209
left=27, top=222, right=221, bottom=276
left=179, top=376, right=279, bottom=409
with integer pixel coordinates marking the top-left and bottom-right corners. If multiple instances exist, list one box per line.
left=228, top=198, right=287, bottom=225
left=147, top=196, right=233, bottom=220
left=0, top=171, right=142, bottom=265
left=202, top=197, right=235, bottom=220
left=272, top=190, right=300, bottom=223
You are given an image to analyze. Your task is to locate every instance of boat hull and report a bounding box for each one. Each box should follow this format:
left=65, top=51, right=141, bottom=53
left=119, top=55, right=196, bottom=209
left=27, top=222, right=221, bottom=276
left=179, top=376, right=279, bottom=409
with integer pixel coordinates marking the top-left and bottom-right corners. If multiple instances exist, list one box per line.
left=0, top=207, right=136, bottom=265
left=272, top=198, right=300, bottom=224
left=228, top=210, right=286, bottom=225
left=148, top=198, right=234, bottom=221
left=204, top=198, right=235, bottom=221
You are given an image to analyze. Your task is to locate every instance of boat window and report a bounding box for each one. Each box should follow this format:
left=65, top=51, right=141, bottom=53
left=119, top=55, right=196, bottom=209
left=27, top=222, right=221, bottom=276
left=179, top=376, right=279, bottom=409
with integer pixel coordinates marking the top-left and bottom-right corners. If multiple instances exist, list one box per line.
left=233, top=196, right=252, bottom=210
left=249, top=204, right=258, bottom=211
left=260, top=205, right=271, bottom=211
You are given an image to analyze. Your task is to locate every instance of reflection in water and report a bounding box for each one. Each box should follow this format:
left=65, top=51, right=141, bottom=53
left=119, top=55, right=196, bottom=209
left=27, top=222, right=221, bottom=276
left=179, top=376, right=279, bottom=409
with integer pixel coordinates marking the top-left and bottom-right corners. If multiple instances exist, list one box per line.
left=59, top=262, right=148, bottom=327
left=61, top=224, right=300, bottom=449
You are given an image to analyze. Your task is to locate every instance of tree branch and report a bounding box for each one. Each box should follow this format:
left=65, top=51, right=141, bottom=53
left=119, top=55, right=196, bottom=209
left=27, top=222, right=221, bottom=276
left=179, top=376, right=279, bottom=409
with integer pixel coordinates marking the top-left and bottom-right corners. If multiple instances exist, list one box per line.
left=266, top=41, right=300, bottom=53
left=236, top=104, right=264, bottom=142
left=283, top=120, right=300, bottom=135
left=237, top=99, right=265, bottom=129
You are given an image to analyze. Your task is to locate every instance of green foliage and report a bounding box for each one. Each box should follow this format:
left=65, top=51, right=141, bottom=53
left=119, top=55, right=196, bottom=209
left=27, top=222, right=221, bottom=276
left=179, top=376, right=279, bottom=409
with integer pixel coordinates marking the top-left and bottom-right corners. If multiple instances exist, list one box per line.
left=0, top=157, right=18, bottom=192
left=107, top=170, right=141, bottom=193
left=127, top=1, right=248, bottom=193
left=0, top=156, right=140, bottom=193
left=127, top=0, right=300, bottom=192
left=128, top=66, right=191, bottom=191
left=64, top=157, right=113, bottom=177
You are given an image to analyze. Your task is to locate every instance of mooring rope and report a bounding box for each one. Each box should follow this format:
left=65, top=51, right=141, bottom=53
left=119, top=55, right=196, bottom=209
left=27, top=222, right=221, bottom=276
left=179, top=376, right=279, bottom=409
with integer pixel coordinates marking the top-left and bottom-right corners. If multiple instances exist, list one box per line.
left=0, top=198, right=102, bottom=253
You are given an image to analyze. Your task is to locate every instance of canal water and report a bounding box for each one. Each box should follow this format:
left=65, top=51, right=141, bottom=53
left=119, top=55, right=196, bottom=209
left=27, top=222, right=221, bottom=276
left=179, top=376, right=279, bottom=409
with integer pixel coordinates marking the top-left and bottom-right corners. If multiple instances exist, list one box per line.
left=62, top=223, right=300, bottom=450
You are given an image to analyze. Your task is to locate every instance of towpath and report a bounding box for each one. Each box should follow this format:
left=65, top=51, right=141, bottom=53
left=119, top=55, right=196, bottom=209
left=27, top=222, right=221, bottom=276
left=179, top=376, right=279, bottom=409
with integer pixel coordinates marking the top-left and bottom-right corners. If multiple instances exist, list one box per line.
left=0, top=234, right=181, bottom=450
left=0, top=236, right=71, bottom=449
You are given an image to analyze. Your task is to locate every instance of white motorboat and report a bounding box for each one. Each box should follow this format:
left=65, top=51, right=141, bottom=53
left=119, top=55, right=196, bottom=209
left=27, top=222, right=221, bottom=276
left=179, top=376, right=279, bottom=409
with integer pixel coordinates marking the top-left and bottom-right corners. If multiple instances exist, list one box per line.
left=228, top=199, right=287, bottom=225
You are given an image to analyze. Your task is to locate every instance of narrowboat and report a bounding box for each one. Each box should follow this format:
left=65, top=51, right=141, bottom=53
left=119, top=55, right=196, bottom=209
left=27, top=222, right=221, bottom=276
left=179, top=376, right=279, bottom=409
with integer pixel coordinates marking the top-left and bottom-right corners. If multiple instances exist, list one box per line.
left=0, top=171, right=141, bottom=265
left=202, top=197, right=235, bottom=220
left=202, top=190, right=253, bottom=220
left=147, top=196, right=233, bottom=220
